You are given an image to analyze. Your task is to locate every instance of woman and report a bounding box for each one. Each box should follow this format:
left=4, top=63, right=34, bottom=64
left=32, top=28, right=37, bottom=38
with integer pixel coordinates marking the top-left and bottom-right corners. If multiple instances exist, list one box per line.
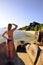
left=2, top=23, right=18, bottom=60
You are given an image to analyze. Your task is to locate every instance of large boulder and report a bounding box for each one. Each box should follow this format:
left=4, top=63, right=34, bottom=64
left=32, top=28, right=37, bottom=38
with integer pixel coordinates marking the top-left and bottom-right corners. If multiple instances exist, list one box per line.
left=26, top=44, right=41, bottom=65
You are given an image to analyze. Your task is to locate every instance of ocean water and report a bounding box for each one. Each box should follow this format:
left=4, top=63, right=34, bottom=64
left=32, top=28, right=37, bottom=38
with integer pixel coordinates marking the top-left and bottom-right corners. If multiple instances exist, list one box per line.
left=0, top=28, right=35, bottom=49
left=0, top=27, right=34, bottom=42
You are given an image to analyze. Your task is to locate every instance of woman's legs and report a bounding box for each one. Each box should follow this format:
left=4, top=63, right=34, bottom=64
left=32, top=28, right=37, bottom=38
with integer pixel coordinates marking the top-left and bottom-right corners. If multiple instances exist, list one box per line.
left=6, top=42, right=14, bottom=60
left=9, top=43, right=14, bottom=60
left=6, top=43, right=10, bottom=59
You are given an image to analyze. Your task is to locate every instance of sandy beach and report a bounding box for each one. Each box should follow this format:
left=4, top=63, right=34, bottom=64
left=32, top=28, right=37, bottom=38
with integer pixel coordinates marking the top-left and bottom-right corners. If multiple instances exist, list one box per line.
left=21, top=30, right=36, bottom=43
left=22, top=30, right=35, bottom=35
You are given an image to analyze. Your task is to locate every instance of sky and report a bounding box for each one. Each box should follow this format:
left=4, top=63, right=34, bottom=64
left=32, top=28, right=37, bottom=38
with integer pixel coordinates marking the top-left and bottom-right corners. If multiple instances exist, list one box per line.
left=0, top=0, right=43, bottom=28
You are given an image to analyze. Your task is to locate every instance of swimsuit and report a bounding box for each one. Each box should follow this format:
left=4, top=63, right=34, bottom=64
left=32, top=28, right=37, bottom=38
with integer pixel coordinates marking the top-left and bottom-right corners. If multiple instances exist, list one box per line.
left=7, top=39, right=12, bottom=43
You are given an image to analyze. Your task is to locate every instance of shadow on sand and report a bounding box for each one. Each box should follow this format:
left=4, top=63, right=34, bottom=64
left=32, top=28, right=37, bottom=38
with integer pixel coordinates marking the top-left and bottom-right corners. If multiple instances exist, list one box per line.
left=0, top=42, right=25, bottom=65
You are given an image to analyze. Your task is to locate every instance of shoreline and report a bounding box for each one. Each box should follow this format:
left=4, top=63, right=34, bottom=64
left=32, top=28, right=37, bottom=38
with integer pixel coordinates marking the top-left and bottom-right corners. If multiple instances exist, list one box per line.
left=21, top=30, right=35, bottom=35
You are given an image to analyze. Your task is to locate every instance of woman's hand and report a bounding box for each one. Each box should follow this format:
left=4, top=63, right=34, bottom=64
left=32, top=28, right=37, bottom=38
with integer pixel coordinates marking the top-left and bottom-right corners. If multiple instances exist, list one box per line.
left=12, top=23, right=18, bottom=31
left=12, top=24, right=18, bottom=27
left=2, top=31, right=8, bottom=40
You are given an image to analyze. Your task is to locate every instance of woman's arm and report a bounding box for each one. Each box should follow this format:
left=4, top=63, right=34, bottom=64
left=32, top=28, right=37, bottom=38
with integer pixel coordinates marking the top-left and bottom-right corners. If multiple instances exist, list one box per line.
left=2, top=31, right=8, bottom=39
left=12, top=24, right=18, bottom=31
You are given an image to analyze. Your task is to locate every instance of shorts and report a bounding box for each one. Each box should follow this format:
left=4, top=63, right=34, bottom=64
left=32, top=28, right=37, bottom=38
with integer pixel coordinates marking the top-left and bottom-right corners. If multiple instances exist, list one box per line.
left=7, top=39, right=12, bottom=43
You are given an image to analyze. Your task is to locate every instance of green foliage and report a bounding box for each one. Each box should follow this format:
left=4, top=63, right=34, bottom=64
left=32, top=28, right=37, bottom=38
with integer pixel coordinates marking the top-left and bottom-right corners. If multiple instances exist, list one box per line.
left=30, top=26, right=34, bottom=31
left=22, top=26, right=28, bottom=30
left=19, top=22, right=43, bottom=31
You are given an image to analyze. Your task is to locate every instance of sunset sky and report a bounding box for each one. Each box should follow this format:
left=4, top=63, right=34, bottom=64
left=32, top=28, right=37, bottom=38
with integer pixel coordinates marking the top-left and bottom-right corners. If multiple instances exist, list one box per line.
left=0, top=0, right=43, bottom=28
